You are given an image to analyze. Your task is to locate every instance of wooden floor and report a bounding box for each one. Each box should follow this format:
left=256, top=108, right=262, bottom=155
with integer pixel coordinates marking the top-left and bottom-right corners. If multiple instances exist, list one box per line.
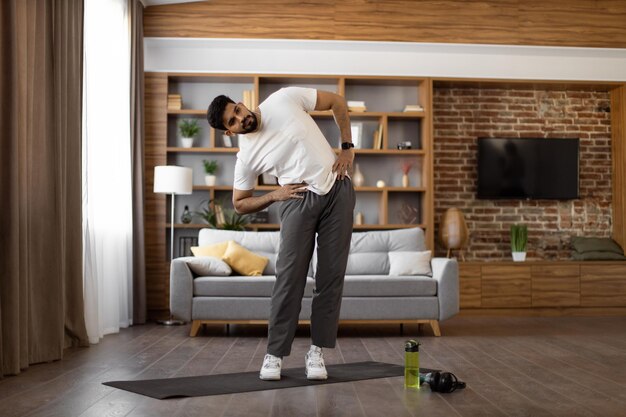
left=1, top=316, right=625, bottom=417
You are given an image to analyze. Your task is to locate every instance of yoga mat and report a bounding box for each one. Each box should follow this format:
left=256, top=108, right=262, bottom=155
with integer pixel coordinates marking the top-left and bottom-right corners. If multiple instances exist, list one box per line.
left=104, top=361, right=439, bottom=399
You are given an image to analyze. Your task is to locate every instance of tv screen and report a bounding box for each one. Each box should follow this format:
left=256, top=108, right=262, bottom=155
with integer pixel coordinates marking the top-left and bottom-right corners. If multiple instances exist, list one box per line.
left=477, top=138, right=579, bottom=199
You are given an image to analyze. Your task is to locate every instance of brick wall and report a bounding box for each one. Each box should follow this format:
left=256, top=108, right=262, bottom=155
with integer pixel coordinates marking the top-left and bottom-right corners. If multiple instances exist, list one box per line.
left=433, top=87, right=612, bottom=260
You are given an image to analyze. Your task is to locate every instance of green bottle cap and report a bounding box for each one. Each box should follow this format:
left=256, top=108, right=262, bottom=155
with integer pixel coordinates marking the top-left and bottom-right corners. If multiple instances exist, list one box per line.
left=404, top=339, right=420, bottom=352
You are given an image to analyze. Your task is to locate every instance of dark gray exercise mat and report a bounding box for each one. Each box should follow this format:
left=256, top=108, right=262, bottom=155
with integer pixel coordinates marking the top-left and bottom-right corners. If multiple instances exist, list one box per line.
left=103, top=361, right=439, bottom=399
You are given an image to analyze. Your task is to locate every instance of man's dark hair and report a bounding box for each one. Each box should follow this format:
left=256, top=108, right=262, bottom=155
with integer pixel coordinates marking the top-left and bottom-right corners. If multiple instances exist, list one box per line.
left=207, top=95, right=235, bottom=131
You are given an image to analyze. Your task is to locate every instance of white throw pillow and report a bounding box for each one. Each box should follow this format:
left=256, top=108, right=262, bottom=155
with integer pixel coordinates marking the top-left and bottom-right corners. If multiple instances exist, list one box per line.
left=388, top=251, right=432, bottom=276
left=181, top=256, right=232, bottom=276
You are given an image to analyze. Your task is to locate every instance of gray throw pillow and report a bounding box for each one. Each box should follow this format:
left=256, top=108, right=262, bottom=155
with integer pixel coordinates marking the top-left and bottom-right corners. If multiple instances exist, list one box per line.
left=179, top=256, right=232, bottom=276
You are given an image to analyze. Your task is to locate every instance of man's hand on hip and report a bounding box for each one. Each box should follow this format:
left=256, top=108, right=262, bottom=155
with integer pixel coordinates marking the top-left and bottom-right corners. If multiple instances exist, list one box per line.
left=333, top=149, right=354, bottom=180
left=271, top=183, right=309, bottom=201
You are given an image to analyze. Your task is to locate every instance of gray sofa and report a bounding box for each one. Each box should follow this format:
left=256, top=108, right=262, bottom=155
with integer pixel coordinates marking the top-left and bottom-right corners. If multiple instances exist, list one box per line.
left=170, top=227, right=459, bottom=337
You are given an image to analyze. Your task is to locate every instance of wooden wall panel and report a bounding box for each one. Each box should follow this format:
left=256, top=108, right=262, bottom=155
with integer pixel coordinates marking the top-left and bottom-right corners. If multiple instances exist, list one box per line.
left=612, top=86, right=626, bottom=251
left=144, top=0, right=626, bottom=48
left=144, top=73, right=169, bottom=316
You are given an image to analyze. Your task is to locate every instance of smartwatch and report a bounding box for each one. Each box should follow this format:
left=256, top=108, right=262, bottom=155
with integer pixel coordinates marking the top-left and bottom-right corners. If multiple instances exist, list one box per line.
left=341, top=142, right=355, bottom=150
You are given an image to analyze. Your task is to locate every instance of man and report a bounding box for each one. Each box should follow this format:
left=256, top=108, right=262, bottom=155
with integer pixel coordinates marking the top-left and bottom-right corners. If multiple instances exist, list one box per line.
left=206, top=87, right=356, bottom=381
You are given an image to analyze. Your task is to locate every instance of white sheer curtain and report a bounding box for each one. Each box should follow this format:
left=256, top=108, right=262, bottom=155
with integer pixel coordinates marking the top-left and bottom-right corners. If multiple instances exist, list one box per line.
left=82, top=0, right=133, bottom=344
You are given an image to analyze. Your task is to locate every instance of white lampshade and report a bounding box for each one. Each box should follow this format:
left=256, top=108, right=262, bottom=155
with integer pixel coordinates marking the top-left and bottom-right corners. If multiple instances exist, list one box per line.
left=153, top=165, right=193, bottom=195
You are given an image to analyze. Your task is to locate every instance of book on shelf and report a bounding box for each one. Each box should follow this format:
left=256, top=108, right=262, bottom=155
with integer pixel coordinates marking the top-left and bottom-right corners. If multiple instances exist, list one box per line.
left=347, top=100, right=367, bottom=112
left=403, top=104, right=423, bottom=112
left=167, top=94, right=182, bottom=110
left=372, top=124, right=383, bottom=150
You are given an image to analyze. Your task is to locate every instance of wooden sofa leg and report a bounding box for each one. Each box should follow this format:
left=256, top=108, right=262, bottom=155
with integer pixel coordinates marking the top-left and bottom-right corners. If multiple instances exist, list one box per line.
left=190, top=320, right=202, bottom=337
left=429, top=320, right=441, bottom=337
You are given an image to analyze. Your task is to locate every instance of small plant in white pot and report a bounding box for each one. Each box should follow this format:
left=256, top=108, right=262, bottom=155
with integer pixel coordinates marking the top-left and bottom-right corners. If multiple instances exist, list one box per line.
left=179, top=119, right=201, bottom=148
left=510, top=224, right=528, bottom=262
left=203, top=159, right=218, bottom=186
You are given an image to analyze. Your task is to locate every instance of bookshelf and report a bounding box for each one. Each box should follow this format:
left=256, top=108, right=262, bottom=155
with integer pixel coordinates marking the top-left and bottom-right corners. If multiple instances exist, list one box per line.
left=145, top=72, right=434, bottom=313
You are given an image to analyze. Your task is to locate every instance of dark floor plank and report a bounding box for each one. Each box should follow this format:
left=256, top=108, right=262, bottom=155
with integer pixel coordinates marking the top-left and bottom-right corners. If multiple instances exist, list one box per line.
left=3, top=325, right=179, bottom=417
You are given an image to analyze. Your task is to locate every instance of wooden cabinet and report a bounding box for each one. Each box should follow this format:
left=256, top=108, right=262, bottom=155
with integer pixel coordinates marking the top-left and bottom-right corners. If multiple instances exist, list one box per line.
left=482, top=265, right=531, bottom=308
left=459, top=261, right=626, bottom=313
left=581, top=264, right=626, bottom=306
left=531, top=265, right=580, bottom=307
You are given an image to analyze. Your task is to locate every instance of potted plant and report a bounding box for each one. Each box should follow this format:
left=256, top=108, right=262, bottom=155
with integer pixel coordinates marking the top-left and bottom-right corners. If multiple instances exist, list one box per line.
left=510, top=224, right=528, bottom=262
left=178, top=119, right=201, bottom=148
left=202, top=159, right=218, bottom=186
left=194, top=199, right=249, bottom=231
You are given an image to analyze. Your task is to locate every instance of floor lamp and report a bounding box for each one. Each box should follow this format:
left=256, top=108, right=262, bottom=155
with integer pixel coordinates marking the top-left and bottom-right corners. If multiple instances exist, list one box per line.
left=153, top=165, right=193, bottom=325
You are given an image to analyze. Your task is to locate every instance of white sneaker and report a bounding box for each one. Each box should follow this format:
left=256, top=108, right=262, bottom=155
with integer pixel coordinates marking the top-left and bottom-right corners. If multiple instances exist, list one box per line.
left=305, top=346, right=328, bottom=380
left=259, top=354, right=282, bottom=380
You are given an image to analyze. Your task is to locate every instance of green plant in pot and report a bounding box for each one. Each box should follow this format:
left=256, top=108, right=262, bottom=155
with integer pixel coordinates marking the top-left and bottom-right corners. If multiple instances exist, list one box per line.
left=194, top=199, right=249, bottom=231
left=510, top=224, right=528, bottom=262
left=203, top=159, right=218, bottom=186
left=178, top=119, right=201, bottom=148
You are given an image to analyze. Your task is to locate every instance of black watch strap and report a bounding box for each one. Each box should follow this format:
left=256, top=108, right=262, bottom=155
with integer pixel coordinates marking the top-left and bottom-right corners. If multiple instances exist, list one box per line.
left=341, top=142, right=355, bottom=150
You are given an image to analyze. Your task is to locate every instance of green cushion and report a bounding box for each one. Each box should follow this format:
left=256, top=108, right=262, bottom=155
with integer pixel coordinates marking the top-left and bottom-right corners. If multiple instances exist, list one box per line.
left=570, top=237, right=624, bottom=254
left=572, top=251, right=626, bottom=261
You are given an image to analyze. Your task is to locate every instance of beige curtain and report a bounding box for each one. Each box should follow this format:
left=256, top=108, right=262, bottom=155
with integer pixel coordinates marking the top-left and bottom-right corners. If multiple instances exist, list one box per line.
left=0, top=0, right=89, bottom=377
left=130, top=0, right=147, bottom=325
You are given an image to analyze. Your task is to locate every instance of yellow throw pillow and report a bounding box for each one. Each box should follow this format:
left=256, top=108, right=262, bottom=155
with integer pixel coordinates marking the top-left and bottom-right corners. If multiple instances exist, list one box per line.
left=221, top=240, right=269, bottom=276
left=191, top=241, right=229, bottom=258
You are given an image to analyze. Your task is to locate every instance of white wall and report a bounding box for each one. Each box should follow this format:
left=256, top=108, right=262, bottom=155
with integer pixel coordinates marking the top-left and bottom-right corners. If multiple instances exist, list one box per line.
left=145, top=38, right=626, bottom=82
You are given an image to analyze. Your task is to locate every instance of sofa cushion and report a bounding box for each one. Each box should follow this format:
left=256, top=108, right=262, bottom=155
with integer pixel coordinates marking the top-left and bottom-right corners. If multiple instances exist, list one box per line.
left=345, top=253, right=390, bottom=275
left=314, top=227, right=427, bottom=276
left=388, top=251, right=432, bottom=276
left=342, top=275, right=436, bottom=297
left=194, top=276, right=316, bottom=297
left=222, top=241, right=269, bottom=276
left=179, top=256, right=232, bottom=276
left=572, top=251, right=626, bottom=261
left=571, top=236, right=624, bottom=254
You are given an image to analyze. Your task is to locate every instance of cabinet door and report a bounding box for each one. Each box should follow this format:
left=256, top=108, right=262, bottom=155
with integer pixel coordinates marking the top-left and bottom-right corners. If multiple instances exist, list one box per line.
left=531, top=265, right=580, bottom=307
left=459, top=264, right=481, bottom=308
left=482, top=265, right=531, bottom=308
left=581, top=265, right=626, bottom=307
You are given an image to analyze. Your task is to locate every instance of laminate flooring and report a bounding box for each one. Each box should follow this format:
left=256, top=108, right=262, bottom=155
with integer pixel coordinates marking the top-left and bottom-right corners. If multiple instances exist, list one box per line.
left=1, top=316, right=625, bottom=417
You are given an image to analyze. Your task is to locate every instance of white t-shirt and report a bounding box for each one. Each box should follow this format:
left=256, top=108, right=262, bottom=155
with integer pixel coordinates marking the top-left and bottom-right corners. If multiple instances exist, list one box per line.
left=233, top=87, right=339, bottom=195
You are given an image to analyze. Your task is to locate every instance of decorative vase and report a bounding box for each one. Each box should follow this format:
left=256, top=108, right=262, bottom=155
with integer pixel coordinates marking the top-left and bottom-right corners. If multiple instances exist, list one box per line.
left=355, top=212, right=364, bottom=225
left=512, top=251, right=527, bottom=262
left=181, top=205, right=192, bottom=224
left=376, top=180, right=386, bottom=188
left=352, top=163, right=365, bottom=187
left=402, top=173, right=409, bottom=188
left=439, top=208, right=469, bottom=260
left=181, top=137, right=194, bottom=148
left=205, top=175, right=216, bottom=186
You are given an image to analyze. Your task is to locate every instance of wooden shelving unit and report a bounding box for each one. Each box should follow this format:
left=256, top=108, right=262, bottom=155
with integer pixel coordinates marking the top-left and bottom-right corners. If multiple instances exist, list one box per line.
left=145, top=72, right=434, bottom=314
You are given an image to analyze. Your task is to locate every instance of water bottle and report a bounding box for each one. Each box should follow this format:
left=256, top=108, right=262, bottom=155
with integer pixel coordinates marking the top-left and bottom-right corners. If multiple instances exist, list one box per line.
left=404, top=339, right=420, bottom=389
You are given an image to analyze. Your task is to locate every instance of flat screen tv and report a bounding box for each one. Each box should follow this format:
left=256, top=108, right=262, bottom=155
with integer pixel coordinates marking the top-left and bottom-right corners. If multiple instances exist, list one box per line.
left=477, top=138, right=579, bottom=200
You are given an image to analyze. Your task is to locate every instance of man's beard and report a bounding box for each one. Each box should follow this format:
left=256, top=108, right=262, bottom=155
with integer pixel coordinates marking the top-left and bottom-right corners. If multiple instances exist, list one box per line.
left=242, top=113, right=258, bottom=133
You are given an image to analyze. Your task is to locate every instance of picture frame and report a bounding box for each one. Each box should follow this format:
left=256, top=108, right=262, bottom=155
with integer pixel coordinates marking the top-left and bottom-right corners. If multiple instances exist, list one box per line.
left=259, top=172, right=278, bottom=185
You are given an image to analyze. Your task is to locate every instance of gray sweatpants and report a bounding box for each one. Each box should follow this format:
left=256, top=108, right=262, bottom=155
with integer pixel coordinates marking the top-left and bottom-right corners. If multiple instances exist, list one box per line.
left=267, top=178, right=356, bottom=357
